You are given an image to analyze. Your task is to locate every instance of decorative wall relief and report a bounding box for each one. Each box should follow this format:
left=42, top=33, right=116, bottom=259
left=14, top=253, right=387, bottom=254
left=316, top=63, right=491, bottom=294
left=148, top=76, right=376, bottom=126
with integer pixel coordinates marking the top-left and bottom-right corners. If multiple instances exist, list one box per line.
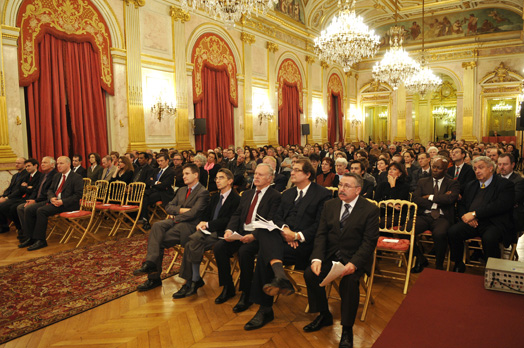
left=277, top=58, right=303, bottom=112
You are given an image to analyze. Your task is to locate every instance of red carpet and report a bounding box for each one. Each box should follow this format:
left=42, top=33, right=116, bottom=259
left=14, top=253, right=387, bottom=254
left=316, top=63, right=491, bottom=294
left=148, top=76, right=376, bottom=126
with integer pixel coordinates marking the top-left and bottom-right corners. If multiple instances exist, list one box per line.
left=372, top=268, right=524, bottom=348
left=0, top=235, right=179, bottom=344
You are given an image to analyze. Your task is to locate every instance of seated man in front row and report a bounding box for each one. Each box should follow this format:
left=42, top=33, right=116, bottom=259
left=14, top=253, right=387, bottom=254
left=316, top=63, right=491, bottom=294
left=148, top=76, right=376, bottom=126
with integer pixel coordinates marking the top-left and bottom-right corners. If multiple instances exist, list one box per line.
left=173, top=168, right=240, bottom=299
left=304, top=173, right=379, bottom=348
left=243, top=158, right=332, bottom=330
left=133, top=163, right=209, bottom=291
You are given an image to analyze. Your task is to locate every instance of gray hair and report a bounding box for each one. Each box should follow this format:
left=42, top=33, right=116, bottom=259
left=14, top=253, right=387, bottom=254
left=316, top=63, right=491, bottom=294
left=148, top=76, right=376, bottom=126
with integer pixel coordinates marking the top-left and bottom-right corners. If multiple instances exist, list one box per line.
left=472, top=155, right=496, bottom=171
left=194, top=154, right=207, bottom=166
left=43, top=156, right=56, bottom=167
left=342, top=172, right=363, bottom=187
left=335, top=157, right=348, bottom=167
left=257, top=163, right=275, bottom=178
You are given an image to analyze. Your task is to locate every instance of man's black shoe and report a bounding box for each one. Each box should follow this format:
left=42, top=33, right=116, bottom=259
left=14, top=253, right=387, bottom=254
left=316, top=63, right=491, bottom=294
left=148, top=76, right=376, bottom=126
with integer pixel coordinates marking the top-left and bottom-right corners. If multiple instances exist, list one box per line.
left=180, top=278, right=205, bottom=298
left=233, top=293, right=252, bottom=313
left=27, top=240, right=47, bottom=251
left=137, top=278, right=162, bottom=291
left=339, top=327, right=353, bottom=348
left=411, top=258, right=429, bottom=274
left=263, top=277, right=295, bottom=297
left=453, top=262, right=466, bottom=273
left=303, top=313, right=333, bottom=332
left=133, top=261, right=157, bottom=276
left=18, top=238, right=33, bottom=248
left=215, top=284, right=235, bottom=304
left=244, top=308, right=274, bottom=331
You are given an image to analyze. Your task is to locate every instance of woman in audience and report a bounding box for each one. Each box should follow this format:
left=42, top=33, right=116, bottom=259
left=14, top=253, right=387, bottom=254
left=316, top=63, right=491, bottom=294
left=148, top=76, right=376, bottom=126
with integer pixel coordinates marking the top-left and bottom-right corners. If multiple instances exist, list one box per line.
left=181, top=150, right=189, bottom=164
left=204, top=152, right=221, bottom=192
left=373, top=158, right=389, bottom=186
left=244, top=150, right=256, bottom=188
left=374, top=162, right=410, bottom=202
left=110, top=156, right=134, bottom=184
left=110, top=151, right=120, bottom=167
left=192, top=154, right=208, bottom=187
left=87, top=152, right=103, bottom=181
left=334, top=157, right=349, bottom=182
left=317, top=157, right=338, bottom=187
left=258, top=148, right=266, bottom=163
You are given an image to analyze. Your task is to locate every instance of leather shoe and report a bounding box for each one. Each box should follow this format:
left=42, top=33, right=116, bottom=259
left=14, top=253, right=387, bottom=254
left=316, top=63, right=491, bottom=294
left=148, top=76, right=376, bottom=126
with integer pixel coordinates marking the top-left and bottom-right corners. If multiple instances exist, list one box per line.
left=18, top=238, right=33, bottom=248
left=244, top=308, right=274, bottom=331
left=339, top=328, right=353, bottom=348
left=263, top=277, right=295, bottom=297
left=142, top=221, right=151, bottom=230
left=27, top=240, right=47, bottom=251
left=303, top=313, right=333, bottom=332
left=233, top=293, right=253, bottom=313
left=215, top=284, right=236, bottom=304
left=411, top=258, right=429, bottom=274
left=133, top=261, right=157, bottom=276
left=137, top=278, right=162, bottom=291
left=173, top=278, right=205, bottom=299
left=453, top=262, right=466, bottom=273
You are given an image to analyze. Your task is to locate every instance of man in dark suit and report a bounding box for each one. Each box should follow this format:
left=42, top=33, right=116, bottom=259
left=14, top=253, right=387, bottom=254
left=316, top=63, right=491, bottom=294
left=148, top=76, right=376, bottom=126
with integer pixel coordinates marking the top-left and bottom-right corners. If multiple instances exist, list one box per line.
left=448, top=147, right=475, bottom=195
left=171, top=153, right=185, bottom=187
left=1, top=159, right=42, bottom=236
left=71, top=154, right=87, bottom=178
left=244, top=159, right=332, bottom=330
left=213, top=163, right=281, bottom=312
left=133, top=163, right=209, bottom=292
left=140, top=153, right=176, bottom=229
left=412, top=156, right=460, bottom=272
left=263, top=156, right=287, bottom=192
left=173, top=169, right=240, bottom=299
left=448, top=156, right=516, bottom=273
left=0, top=157, right=28, bottom=232
left=131, top=152, right=154, bottom=184
left=17, top=157, right=57, bottom=241
left=497, top=153, right=524, bottom=230
left=304, top=173, right=379, bottom=347
left=19, top=156, right=83, bottom=251
left=349, top=160, right=374, bottom=198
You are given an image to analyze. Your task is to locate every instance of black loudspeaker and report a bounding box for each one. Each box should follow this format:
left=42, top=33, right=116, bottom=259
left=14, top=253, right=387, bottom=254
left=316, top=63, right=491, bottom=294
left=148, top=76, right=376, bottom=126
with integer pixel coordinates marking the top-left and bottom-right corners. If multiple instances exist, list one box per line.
left=517, top=117, right=524, bottom=131
left=194, top=118, right=207, bottom=135
left=520, top=102, right=524, bottom=118
left=301, top=124, right=310, bottom=136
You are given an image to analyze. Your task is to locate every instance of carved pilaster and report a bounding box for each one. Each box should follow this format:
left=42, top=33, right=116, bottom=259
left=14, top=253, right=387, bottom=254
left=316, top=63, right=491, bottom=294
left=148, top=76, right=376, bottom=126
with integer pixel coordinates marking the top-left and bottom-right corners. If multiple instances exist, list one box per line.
left=462, top=61, right=477, bottom=70
left=305, top=56, right=315, bottom=64
left=267, top=42, right=279, bottom=53
left=320, top=61, right=329, bottom=69
left=241, top=33, right=255, bottom=45
left=123, top=0, right=145, bottom=9
left=170, top=6, right=190, bottom=22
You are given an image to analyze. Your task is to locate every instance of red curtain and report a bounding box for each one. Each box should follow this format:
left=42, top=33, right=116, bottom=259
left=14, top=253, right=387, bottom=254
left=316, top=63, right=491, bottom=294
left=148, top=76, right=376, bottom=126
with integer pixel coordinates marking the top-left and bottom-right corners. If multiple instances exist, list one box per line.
left=194, top=65, right=235, bottom=150
left=328, top=94, right=344, bottom=144
left=26, top=34, right=108, bottom=166
left=278, top=83, right=301, bottom=145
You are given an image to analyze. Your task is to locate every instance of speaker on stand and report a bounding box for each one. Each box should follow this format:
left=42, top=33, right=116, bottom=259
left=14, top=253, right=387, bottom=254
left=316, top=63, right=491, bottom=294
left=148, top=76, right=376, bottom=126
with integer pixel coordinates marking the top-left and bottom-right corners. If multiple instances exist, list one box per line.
left=301, top=123, right=310, bottom=145
left=194, top=118, right=207, bottom=151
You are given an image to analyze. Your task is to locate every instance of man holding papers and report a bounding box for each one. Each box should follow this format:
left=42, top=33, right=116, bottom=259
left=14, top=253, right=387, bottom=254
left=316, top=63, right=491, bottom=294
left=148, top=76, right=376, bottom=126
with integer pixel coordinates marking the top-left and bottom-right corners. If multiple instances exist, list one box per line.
left=213, top=163, right=281, bottom=311
left=172, top=169, right=240, bottom=299
left=244, top=158, right=331, bottom=330
left=304, top=173, right=379, bottom=348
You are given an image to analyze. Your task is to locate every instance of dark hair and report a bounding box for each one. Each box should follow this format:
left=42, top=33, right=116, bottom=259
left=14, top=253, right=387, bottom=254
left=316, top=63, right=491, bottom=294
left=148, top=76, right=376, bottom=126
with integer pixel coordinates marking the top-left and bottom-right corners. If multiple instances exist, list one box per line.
left=309, top=153, right=321, bottom=162
left=499, top=152, right=515, bottom=164
left=119, top=156, right=134, bottom=172
left=350, top=160, right=365, bottom=173
left=25, top=158, right=39, bottom=166
left=322, top=157, right=334, bottom=167
left=138, top=152, right=150, bottom=160
left=88, top=152, right=101, bottom=165
left=183, top=163, right=199, bottom=175
left=157, top=153, right=169, bottom=162
left=72, top=154, right=82, bottom=161
left=356, top=149, right=368, bottom=158
left=218, top=168, right=234, bottom=181
left=296, top=158, right=317, bottom=181
left=387, top=162, right=407, bottom=182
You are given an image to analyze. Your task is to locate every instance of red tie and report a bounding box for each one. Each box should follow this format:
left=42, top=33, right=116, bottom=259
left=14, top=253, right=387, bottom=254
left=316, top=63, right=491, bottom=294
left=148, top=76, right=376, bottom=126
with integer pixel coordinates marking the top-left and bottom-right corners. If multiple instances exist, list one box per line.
left=185, top=187, right=192, bottom=200
left=245, top=190, right=261, bottom=224
left=55, top=174, right=66, bottom=196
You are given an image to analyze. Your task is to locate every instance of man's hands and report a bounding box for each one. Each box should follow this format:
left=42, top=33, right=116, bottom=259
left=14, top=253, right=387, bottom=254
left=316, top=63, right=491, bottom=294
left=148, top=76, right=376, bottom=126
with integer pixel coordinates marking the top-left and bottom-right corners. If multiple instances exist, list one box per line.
left=196, top=221, right=207, bottom=231
left=311, top=260, right=322, bottom=276
left=179, top=208, right=190, bottom=214
left=24, top=199, right=36, bottom=207
left=341, top=262, right=356, bottom=276
left=50, top=197, right=63, bottom=207
left=461, top=212, right=478, bottom=228
left=240, top=233, right=255, bottom=244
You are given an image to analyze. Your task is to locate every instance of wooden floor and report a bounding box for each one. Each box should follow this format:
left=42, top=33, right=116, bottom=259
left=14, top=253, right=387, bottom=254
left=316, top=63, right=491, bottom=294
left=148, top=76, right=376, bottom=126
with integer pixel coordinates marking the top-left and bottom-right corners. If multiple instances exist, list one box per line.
left=0, top=228, right=416, bottom=348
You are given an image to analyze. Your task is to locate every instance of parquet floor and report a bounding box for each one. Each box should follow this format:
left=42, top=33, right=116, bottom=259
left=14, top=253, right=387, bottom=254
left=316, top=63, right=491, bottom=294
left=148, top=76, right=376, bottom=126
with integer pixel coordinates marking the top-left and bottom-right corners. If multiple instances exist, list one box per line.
left=0, top=228, right=415, bottom=348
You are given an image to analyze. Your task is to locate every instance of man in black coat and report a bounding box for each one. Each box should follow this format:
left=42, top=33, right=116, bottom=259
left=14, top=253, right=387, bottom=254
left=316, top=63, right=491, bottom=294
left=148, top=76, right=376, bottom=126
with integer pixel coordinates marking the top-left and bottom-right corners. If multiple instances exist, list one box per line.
left=263, top=156, right=287, bottom=192
left=448, top=147, right=475, bottom=195
left=0, top=157, right=27, bottom=232
left=244, top=159, right=331, bottom=331
left=212, top=163, right=281, bottom=312
left=304, top=173, right=379, bottom=348
left=71, top=154, right=87, bottom=178
left=173, top=169, right=240, bottom=299
left=349, top=160, right=374, bottom=198
left=20, top=156, right=84, bottom=251
left=497, top=153, right=524, bottom=230
left=412, top=156, right=460, bottom=272
left=448, top=156, right=516, bottom=273
left=131, top=152, right=154, bottom=184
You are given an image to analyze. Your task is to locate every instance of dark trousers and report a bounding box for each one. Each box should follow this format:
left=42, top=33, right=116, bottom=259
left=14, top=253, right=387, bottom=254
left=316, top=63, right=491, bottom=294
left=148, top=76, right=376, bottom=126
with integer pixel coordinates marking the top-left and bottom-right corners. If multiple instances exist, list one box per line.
left=304, top=258, right=364, bottom=327
left=448, top=221, right=503, bottom=263
left=213, top=239, right=258, bottom=294
left=179, top=230, right=218, bottom=282
left=25, top=201, right=67, bottom=240
left=0, top=198, right=24, bottom=228
left=140, top=190, right=162, bottom=220
left=414, top=214, right=450, bottom=268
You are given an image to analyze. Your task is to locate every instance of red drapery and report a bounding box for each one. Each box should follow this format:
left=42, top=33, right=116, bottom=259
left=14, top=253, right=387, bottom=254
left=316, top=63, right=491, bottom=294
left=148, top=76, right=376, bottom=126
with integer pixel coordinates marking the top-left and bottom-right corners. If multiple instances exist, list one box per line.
left=328, top=94, right=344, bottom=144
left=278, top=83, right=301, bottom=145
left=194, top=65, right=235, bottom=150
left=26, top=34, right=108, bottom=166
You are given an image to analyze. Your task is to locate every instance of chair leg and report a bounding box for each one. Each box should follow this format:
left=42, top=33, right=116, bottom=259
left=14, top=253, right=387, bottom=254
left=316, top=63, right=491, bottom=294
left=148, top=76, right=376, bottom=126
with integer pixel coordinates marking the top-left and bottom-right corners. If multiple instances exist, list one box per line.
left=360, top=251, right=376, bottom=322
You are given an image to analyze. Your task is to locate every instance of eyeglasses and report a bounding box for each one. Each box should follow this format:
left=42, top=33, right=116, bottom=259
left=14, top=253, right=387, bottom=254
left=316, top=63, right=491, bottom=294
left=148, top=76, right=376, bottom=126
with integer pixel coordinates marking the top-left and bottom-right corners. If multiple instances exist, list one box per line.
left=215, top=176, right=228, bottom=181
left=291, top=168, right=304, bottom=173
left=338, top=184, right=359, bottom=190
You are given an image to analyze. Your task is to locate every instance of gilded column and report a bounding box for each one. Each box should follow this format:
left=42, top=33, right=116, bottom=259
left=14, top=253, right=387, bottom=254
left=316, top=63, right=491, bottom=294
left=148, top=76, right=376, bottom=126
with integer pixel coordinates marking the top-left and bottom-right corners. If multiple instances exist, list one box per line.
left=0, top=27, right=18, bottom=164
left=267, top=42, right=278, bottom=146
left=321, top=61, right=329, bottom=143
left=418, top=98, right=431, bottom=145
left=345, top=71, right=357, bottom=143
left=405, top=94, right=413, bottom=140
left=394, top=85, right=406, bottom=141
left=124, top=0, right=146, bottom=151
left=171, top=6, right=192, bottom=150
left=240, top=33, right=255, bottom=147
left=461, top=62, right=477, bottom=142
left=305, top=55, right=315, bottom=145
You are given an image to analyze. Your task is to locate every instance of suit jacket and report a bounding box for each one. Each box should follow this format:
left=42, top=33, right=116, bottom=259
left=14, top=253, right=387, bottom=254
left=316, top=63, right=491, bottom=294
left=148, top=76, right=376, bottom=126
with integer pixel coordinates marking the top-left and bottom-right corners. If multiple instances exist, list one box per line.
left=100, top=166, right=117, bottom=181
left=30, top=169, right=57, bottom=202
left=413, top=176, right=460, bottom=224
left=375, top=180, right=411, bottom=202
left=311, top=196, right=380, bottom=275
left=147, top=167, right=176, bottom=205
left=447, top=163, right=475, bottom=194
left=203, top=190, right=241, bottom=237
left=459, top=175, right=516, bottom=247
left=18, top=171, right=43, bottom=199
left=1, top=170, right=28, bottom=199
left=502, top=172, right=524, bottom=228
left=87, top=165, right=103, bottom=182
left=360, top=178, right=375, bottom=199
left=226, top=187, right=282, bottom=235
left=47, top=171, right=84, bottom=210
left=132, top=164, right=154, bottom=184
left=272, top=173, right=288, bottom=192
left=72, top=166, right=87, bottom=178
left=166, top=182, right=209, bottom=224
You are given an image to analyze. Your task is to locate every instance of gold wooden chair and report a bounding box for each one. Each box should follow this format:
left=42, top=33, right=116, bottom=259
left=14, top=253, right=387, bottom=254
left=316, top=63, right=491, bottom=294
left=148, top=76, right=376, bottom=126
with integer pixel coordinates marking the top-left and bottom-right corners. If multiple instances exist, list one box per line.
left=82, top=178, right=91, bottom=192
left=374, top=199, right=418, bottom=294
left=418, top=230, right=451, bottom=271
left=94, top=180, right=109, bottom=204
left=326, top=186, right=338, bottom=197
left=108, top=182, right=146, bottom=238
left=464, top=237, right=518, bottom=268
left=93, top=181, right=127, bottom=233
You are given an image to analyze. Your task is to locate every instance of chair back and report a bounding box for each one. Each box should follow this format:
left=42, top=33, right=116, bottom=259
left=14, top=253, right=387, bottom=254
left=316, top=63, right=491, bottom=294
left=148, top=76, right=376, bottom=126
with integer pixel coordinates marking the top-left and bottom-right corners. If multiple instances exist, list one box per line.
left=378, top=199, right=417, bottom=236
left=94, top=180, right=109, bottom=203
left=82, top=178, right=92, bottom=192
left=326, top=186, right=338, bottom=197
left=106, top=181, right=127, bottom=205
left=125, top=182, right=146, bottom=207
left=366, top=198, right=379, bottom=207
left=80, top=185, right=99, bottom=212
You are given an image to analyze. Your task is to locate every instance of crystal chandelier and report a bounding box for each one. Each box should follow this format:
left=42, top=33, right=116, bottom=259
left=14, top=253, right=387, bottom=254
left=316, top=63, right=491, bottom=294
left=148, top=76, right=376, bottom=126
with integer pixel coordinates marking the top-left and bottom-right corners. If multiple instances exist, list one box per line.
left=372, top=0, right=420, bottom=90
left=181, top=0, right=278, bottom=26
left=314, top=0, right=380, bottom=72
left=404, top=0, right=441, bottom=97
left=151, top=97, right=177, bottom=122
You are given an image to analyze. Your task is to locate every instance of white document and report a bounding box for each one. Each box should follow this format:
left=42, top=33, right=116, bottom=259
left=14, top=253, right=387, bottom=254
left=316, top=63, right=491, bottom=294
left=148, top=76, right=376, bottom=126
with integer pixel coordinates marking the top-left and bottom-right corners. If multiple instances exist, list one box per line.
left=319, top=261, right=346, bottom=287
left=219, top=231, right=243, bottom=240
left=250, top=214, right=284, bottom=231
left=199, top=228, right=211, bottom=235
left=382, top=238, right=399, bottom=243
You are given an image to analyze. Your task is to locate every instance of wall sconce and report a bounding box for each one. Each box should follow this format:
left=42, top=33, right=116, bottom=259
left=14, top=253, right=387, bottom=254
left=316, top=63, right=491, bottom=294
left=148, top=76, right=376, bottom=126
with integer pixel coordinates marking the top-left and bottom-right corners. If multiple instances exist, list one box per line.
left=314, top=113, right=327, bottom=125
left=349, top=107, right=362, bottom=126
left=256, top=102, right=274, bottom=125
left=151, top=97, right=177, bottom=122
left=378, top=111, right=388, bottom=119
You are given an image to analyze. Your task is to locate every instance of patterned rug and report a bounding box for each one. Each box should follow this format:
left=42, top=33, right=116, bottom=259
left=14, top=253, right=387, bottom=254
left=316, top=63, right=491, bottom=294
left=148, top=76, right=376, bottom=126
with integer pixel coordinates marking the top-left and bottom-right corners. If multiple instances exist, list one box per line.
left=0, top=235, right=179, bottom=344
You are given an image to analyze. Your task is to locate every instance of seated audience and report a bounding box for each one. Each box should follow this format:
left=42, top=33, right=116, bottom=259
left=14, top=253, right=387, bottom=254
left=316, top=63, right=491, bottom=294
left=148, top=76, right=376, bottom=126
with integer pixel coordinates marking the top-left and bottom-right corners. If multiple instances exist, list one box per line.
left=374, top=162, right=411, bottom=202
left=192, top=154, right=209, bottom=188
left=348, top=160, right=374, bottom=198
left=497, top=153, right=524, bottom=230
left=131, top=152, right=154, bottom=184
left=71, top=154, right=87, bottom=177
left=448, top=147, right=476, bottom=195
left=317, top=157, right=337, bottom=188
left=205, top=152, right=221, bottom=192
left=262, top=156, right=287, bottom=192
left=109, top=156, right=134, bottom=185
left=100, top=155, right=117, bottom=181
left=86, top=152, right=103, bottom=181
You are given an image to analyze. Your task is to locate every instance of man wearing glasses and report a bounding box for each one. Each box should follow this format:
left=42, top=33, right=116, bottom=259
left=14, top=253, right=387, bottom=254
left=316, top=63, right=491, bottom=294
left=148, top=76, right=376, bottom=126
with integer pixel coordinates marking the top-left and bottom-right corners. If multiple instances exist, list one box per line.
left=304, top=173, right=379, bottom=348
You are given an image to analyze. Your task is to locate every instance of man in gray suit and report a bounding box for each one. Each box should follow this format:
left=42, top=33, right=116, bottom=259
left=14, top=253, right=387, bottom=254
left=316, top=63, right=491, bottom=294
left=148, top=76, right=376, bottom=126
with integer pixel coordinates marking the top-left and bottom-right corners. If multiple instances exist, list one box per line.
left=133, top=163, right=210, bottom=292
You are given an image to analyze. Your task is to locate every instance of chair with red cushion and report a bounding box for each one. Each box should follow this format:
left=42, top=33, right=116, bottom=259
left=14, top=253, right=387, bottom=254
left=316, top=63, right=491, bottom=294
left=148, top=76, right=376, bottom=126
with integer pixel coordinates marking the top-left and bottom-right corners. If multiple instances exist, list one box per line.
left=108, top=182, right=146, bottom=238
left=92, top=180, right=127, bottom=234
left=374, top=199, right=418, bottom=294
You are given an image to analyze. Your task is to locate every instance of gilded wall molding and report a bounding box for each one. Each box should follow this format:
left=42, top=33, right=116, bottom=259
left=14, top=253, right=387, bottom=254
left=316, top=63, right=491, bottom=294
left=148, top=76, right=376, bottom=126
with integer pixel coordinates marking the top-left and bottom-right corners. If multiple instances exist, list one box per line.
left=241, top=33, right=255, bottom=45
left=305, top=55, right=315, bottom=64
left=320, top=61, right=329, bottom=69
left=267, top=41, right=279, bottom=52
left=462, top=62, right=477, bottom=70
left=123, top=0, right=145, bottom=8
left=170, top=6, right=190, bottom=23
left=480, top=62, right=522, bottom=84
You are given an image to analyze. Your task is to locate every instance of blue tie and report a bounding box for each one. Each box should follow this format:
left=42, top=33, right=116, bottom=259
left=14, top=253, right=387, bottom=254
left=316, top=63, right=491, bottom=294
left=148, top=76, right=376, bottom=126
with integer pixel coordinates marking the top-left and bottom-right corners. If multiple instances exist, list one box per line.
left=156, top=169, right=163, bottom=181
left=213, top=195, right=224, bottom=220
